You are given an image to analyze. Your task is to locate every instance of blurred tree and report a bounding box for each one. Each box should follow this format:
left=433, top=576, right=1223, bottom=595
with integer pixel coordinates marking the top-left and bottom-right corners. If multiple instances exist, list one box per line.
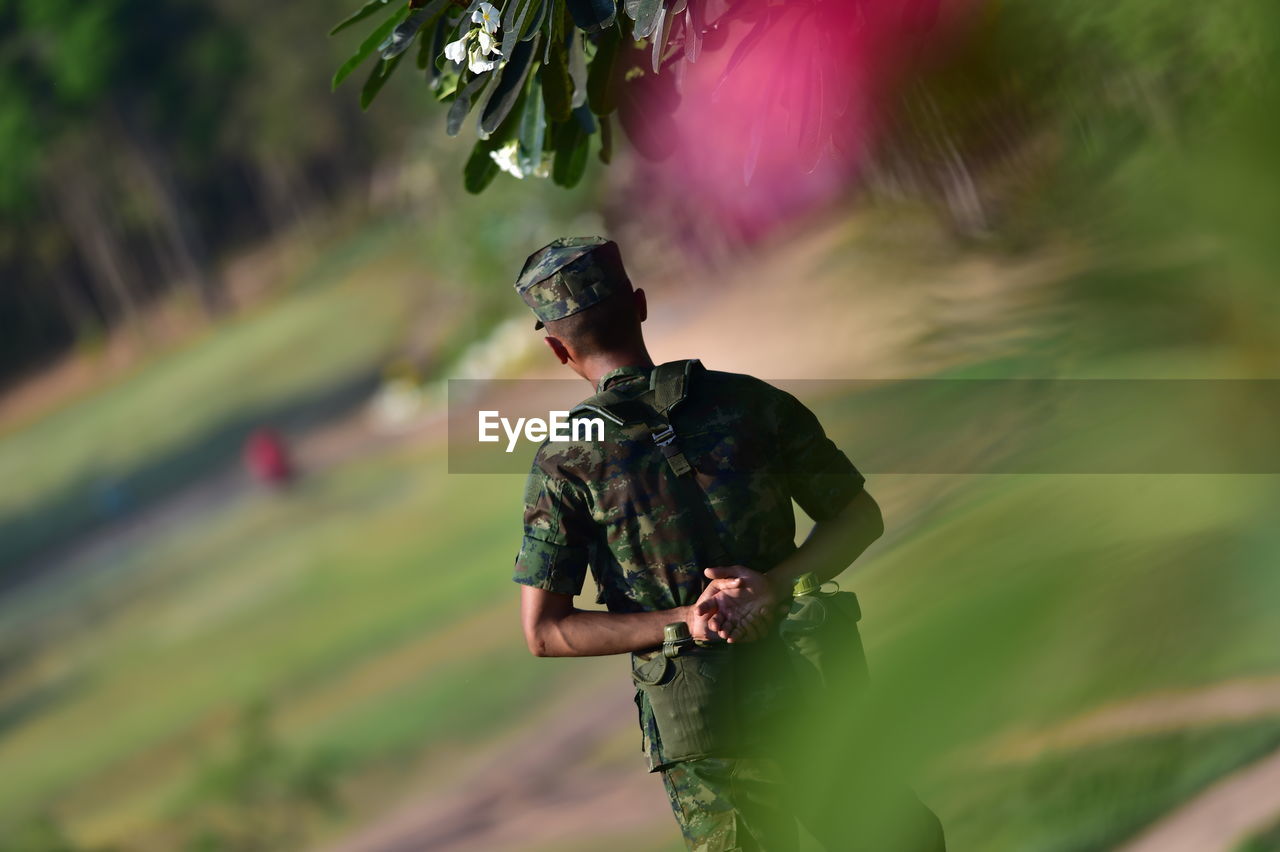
left=0, top=0, right=405, bottom=386
left=16, top=0, right=242, bottom=315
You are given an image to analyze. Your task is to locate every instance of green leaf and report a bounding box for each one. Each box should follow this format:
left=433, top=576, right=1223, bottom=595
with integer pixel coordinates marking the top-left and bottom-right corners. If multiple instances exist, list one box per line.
left=447, top=73, right=492, bottom=135
left=649, top=4, right=669, bottom=72
left=518, top=75, right=547, bottom=173
left=360, top=51, right=406, bottom=109
left=565, top=0, right=617, bottom=33
left=501, top=0, right=535, bottom=59
left=567, top=31, right=588, bottom=108
left=464, top=139, right=501, bottom=193
left=418, top=14, right=444, bottom=70
left=552, top=105, right=593, bottom=187
left=464, top=79, right=530, bottom=194
left=491, top=83, right=530, bottom=147
left=683, top=3, right=701, bottom=64
left=379, top=9, right=425, bottom=59
left=333, top=5, right=411, bottom=90
left=329, top=0, right=393, bottom=37
left=629, top=0, right=663, bottom=40
left=379, top=0, right=450, bottom=60
left=481, top=35, right=540, bottom=136
left=586, top=23, right=620, bottom=114
left=543, top=0, right=563, bottom=64
left=618, top=62, right=678, bottom=160
left=521, top=0, right=549, bottom=42
left=542, top=36, right=573, bottom=122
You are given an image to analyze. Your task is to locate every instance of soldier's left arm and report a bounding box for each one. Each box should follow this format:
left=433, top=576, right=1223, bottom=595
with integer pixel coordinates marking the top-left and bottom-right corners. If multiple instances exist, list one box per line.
left=704, top=388, right=883, bottom=638
left=771, top=386, right=882, bottom=590
left=766, top=488, right=884, bottom=593
left=704, top=493, right=884, bottom=638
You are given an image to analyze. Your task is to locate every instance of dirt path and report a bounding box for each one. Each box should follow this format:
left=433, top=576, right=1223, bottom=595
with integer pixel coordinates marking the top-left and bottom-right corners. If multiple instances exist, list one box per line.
left=963, top=676, right=1280, bottom=852
left=986, top=676, right=1280, bottom=763
left=319, top=672, right=673, bottom=852
left=1116, top=745, right=1280, bottom=852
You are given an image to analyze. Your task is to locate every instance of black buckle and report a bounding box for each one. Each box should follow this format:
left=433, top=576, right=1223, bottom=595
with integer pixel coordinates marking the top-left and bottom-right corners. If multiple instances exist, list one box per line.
left=651, top=425, right=691, bottom=475
left=652, top=425, right=677, bottom=447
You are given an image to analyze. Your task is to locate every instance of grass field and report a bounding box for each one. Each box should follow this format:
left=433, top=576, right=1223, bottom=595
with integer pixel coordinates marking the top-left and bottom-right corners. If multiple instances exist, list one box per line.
left=1, top=214, right=1278, bottom=850
left=0, top=219, right=419, bottom=577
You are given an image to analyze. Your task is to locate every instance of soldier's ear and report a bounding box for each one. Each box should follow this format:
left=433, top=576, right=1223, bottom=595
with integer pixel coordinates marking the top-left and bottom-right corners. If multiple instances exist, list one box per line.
left=633, top=288, right=648, bottom=323
left=544, top=336, right=572, bottom=365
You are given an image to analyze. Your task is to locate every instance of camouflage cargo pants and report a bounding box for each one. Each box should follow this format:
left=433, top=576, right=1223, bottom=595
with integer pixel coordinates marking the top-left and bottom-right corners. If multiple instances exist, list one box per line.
left=661, top=757, right=798, bottom=852
left=661, top=756, right=946, bottom=852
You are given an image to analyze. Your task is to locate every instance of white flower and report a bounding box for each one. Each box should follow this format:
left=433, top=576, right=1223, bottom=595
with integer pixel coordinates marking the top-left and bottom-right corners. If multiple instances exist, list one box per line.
left=472, top=2, right=501, bottom=34
left=476, top=28, right=501, bottom=57
left=467, top=43, right=500, bottom=73
left=489, top=141, right=551, bottom=180
left=443, top=33, right=470, bottom=65
left=489, top=141, right=524, bottom=179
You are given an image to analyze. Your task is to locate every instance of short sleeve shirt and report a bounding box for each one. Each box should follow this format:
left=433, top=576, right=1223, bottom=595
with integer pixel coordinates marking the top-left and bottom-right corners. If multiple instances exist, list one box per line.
left=513, top=364, right=865, bottom=613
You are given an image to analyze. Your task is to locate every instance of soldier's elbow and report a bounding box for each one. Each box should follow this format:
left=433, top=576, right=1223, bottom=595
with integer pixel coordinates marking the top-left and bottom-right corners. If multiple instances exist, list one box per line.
left=868, top=506, right=885, bottom=540
left=857, top=490, right=884, bottom=540
left=524, top=625, right=554, bottom=657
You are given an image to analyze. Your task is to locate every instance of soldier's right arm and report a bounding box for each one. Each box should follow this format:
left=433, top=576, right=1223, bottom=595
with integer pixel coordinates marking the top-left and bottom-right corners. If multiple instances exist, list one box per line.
left=520, top=586, right=724, bottom=656
left=513, top=446, right=740, bottom=656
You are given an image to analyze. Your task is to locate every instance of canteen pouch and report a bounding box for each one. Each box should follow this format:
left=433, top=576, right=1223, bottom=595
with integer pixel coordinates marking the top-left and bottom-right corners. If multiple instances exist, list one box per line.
left=780, top=588, right=871, bottom=703
left=631, top=644, right=737, bottom=766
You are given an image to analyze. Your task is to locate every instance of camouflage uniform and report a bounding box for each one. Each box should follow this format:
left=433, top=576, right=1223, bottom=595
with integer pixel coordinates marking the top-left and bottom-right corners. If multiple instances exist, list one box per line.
left=511, top=238, right=868, bottom=852
left=514, top=235, right=631, bottom=330
left=513, top=359, right=868, bottom=849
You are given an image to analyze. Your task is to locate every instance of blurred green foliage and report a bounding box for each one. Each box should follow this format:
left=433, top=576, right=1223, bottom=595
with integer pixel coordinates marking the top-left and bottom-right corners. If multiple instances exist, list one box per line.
left=179, top=702, right=343, bottom=851
left=1239, top=818, right=1280, bottom=852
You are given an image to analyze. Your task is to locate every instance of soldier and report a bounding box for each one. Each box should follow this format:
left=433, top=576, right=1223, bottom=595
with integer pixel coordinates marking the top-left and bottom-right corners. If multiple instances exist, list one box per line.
left=511, top=236, right=944, bottom=851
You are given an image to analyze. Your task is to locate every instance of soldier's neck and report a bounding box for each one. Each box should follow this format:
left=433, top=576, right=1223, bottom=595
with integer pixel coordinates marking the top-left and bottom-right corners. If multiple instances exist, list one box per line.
left=579, top=347, right=655, bottom=389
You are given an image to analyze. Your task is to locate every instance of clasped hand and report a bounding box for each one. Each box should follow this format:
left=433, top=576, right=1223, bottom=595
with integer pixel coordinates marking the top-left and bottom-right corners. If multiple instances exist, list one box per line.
left=687, top=566, right=784, bottom=643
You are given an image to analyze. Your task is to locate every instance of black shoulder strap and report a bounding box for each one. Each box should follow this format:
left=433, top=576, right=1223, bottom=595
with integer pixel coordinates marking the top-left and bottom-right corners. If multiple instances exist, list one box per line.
left=571, top=389, right=646, bottom=427
left=570, top=360, right=736, bottom=567
left=570, top=359, right=704, bottom=430
left=651, top=359, right=702, bottom=415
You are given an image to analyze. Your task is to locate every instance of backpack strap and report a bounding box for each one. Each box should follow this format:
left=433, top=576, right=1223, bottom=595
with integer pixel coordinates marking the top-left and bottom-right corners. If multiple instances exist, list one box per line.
left=651, top=359, right=702, bottom=415
left=570, top=360, right=737, bottom=567
left=570, top=388, right=653, bottom=428
left=569, top=360, right=703, bottom=433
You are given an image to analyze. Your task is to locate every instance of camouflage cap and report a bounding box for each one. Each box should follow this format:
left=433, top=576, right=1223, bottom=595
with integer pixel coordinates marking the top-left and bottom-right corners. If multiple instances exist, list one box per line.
left=515, top=236, right=630, bottom=329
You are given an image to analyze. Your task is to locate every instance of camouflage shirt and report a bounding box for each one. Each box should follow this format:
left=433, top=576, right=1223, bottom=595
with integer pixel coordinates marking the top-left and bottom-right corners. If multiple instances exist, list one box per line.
left=513, top=363, right=865, bottom=614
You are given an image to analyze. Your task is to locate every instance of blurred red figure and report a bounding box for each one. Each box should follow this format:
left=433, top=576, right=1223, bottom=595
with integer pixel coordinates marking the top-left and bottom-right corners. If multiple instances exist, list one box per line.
left=244, top=427, right=293, bottom=487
